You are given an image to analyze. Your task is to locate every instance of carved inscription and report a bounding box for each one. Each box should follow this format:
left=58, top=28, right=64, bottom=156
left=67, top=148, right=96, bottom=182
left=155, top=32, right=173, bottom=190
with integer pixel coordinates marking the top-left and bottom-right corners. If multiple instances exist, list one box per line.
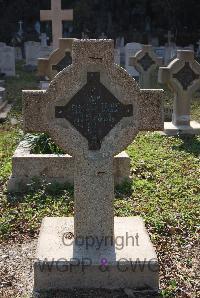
left=55, top=72, right=133, bottom=150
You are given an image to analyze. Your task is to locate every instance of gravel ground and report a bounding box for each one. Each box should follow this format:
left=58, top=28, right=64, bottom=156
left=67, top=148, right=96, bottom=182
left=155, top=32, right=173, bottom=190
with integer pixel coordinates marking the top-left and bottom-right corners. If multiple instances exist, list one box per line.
left=0, top=240, right=160, bottom=298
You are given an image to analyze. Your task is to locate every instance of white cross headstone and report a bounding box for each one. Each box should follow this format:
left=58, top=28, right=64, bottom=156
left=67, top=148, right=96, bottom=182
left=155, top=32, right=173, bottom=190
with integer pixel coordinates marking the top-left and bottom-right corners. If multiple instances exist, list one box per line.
left=40, top=0, right=73, bottom=50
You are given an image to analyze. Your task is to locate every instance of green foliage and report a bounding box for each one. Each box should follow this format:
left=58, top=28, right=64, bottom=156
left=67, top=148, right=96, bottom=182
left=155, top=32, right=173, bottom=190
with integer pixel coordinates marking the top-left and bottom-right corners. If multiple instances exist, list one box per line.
left=24, top=133, right=64, bottom=155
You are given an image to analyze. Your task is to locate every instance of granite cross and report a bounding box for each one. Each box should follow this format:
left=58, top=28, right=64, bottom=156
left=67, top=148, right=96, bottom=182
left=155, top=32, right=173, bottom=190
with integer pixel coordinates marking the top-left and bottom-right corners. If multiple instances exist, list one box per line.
left=24, top=39, right=163, bottom=239
left=23, top=39, right=163, bottom=290
left=40, top=0, right=73, bottom=49
left=129, top=45, right=163, bottom=88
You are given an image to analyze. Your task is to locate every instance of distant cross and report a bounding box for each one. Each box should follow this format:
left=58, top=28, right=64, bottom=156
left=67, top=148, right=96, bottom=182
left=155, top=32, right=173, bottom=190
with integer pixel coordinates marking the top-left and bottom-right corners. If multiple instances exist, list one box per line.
left=165, top=31, right=174, bottom=47
left=40, top=0, right=73, bottom=49
left=18, top=21, right=23, bottom=36
left=39, top=33, right=49, bottom=47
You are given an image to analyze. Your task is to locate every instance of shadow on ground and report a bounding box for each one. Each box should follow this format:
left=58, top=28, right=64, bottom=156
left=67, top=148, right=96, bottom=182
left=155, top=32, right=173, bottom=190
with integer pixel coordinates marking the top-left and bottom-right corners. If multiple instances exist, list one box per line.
left=172, top=135, right=200, bottom=157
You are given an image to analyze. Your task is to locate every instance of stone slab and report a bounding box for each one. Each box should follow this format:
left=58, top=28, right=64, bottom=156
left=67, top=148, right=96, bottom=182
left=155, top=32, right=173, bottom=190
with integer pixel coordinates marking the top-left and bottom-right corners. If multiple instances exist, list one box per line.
left=163, top=121, right=200, bottom=135
left=34, top=217, right=159, bottom=291
left=7, top=140, right=131, bottom=192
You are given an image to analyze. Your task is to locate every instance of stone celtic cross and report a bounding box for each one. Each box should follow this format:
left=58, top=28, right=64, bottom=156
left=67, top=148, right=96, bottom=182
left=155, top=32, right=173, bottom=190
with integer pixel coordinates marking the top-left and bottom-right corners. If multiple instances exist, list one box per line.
left=129, top=45, right=163, bottom=88
left=38, top=38, right=74, bottom=80
left=24, top=40, right=163, bottom=291
left=40, top=0, right=73, bottom=49
left=159, top=50, right=200, bottom=128
left=24, top=39, right=163, bottom=239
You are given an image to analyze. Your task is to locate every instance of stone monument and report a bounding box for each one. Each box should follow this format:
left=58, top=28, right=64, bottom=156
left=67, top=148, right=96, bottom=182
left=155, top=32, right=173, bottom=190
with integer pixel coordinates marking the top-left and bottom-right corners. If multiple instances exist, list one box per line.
left=0, top=85, right=11, bottom=121
left=159, top=50, right=200, bottom=135
left=38, top=38, right=74, bottom=82
left=40, top=0, right=73, bottom=50
left=0, top=45, right=15, bottom=76
left=125, top=42, right=142, bottom=78
left=130, top=45, right=163, bottom=89
left=23, top=39, right=163, bottom=291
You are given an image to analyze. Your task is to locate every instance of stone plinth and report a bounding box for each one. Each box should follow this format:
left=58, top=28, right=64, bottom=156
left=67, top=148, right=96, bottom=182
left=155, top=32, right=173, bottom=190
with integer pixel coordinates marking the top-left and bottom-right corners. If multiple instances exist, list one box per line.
left=163, top=121, right=200, bottom=136
left=34, top=217, right=159, bottom=291
left=7, top=140, right=131, bottom=192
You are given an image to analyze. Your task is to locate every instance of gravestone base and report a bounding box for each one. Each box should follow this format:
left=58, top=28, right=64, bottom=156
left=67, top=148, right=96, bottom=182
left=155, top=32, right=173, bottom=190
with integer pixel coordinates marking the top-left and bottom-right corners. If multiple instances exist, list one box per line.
left=0, top=101, right=11, bottom=122
left=34, top=217, right=159, bottom=292
left=7, top=141, right=131, bottom=192
left=163, top=121, right=200, bottom=135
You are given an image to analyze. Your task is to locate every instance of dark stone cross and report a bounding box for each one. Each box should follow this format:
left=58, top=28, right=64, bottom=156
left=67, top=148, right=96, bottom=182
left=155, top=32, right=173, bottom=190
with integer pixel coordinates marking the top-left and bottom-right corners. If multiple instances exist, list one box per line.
left=55, top=72, right=133, bottom=150
left=173, top=62, right=200, bottom=90
left=52, top=52, right=72, bottom=72
left=138, top=53, right=155, bottom=71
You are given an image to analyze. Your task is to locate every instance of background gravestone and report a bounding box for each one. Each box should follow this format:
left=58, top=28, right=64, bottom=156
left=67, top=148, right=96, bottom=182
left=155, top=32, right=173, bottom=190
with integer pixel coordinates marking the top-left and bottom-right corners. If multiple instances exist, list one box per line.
left=23, top=39, right=164, bottom=291
left=38, top=38, right=74, bottom=81
left=130, top=44, right=163, bottom=89
left=125, top=42, right=142, bottom=79
left=25, top=41, right=53, bottom=67
left=40, top=0, right=73, bottom=50
left=0, top=46, right=15, bottom=76
left=159, top=50, right=200, bottom=135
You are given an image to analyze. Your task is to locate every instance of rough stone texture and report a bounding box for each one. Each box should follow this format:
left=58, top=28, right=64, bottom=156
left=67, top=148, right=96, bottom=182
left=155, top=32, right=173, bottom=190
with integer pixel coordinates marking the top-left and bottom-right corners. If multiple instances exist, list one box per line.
left=159, top=50, right=200, bottom=134
left=38, top=38, right=74, bottom=80
left=23, top=39, right=163, bottom=291
left=40, top=0, right=73, bottom=50
left=114, top=49, right=120, bottom=65
left=24, top=40, right=164, bottom=157
left=7, top=140, right=131, bottom=192
left=130, top=45, right=163, bottom=89
left=34, top=217, right=159, bottom=291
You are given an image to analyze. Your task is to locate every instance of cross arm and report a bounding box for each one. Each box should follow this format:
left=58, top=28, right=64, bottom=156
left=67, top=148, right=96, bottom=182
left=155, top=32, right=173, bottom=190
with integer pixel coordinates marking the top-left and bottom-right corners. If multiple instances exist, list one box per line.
left=23, top=90, right=48, bottom=133
left=138, top=89, right=164, bottom=131
left=129, top=56, right=137, bottom=67
left=61, top=9, right=73, bottom=21
left=40, top=10, right=52, bottom=21
left=158, top=66, right=171, bottom=85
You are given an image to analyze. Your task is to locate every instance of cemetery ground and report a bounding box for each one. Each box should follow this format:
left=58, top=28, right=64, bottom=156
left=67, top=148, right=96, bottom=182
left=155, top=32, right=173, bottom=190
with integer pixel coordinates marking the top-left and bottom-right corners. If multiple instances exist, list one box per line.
left=0, top=62, right=199, bottom=298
